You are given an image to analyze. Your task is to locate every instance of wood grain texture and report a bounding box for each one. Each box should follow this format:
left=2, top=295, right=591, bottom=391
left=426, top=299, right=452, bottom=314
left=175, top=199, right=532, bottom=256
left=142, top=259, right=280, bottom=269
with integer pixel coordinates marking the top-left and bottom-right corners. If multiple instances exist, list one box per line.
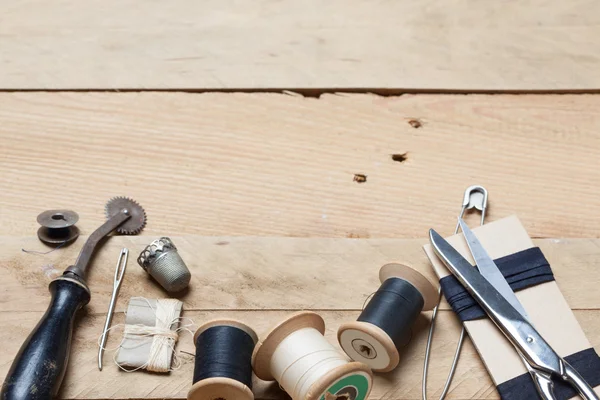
left=1, top=93, right=600, bottom=238
left=3, top=236, right=600, bottom=314
left=1, top=236, right=599, bottom=399
left=0, top=1, right=599, bottom=90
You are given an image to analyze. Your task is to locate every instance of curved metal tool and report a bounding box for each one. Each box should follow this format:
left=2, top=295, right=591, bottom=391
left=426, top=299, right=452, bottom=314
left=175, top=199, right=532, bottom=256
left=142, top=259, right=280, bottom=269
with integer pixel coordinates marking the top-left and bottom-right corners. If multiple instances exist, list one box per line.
left=66, top=197, right=146, bottom=281
left=2, top=197, right=146, bottom=400
left=422, top=185, right=488, bottom=400
left=98, top=248, right=128, bottom=371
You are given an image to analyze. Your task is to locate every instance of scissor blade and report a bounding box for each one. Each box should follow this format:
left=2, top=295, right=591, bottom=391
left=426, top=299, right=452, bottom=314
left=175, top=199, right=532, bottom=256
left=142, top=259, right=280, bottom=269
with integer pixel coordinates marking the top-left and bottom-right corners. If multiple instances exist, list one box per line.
left=458, top=219, right=530, bottom=321
left=429, top=228, right=563, bottom=375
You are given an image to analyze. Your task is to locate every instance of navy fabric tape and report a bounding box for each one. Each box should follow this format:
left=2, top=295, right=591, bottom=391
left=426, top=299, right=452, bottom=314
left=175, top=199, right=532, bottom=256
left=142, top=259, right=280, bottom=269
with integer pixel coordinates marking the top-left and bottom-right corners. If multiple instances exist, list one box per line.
left=439, top=247, right=554, bottom=321
left=497, top=348, right=600, bottom=400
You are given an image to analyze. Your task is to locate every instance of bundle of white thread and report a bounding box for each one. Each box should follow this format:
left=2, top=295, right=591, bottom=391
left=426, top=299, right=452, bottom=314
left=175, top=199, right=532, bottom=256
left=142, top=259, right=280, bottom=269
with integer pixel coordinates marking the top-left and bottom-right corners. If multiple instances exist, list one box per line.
left=122, top=298, right=182, bottom=372
left=99, top=298, right=191, bottom=373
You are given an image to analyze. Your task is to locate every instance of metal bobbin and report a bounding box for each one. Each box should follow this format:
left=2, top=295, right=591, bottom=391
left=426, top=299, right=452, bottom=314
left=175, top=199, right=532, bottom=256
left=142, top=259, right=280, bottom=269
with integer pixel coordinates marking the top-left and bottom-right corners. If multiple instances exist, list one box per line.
left=37, top=209, right=80, bottom=245
left=138, top=237, right=191, bottom=293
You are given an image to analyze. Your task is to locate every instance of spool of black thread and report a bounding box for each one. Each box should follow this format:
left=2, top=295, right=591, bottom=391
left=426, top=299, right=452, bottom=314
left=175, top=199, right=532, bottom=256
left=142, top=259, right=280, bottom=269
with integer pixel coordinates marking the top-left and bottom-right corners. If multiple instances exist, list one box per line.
left=360, top=278, right=424, bottom=348
left=188, top=320, right=258, bottom=400
left=338, top=263, right=437, bottom=372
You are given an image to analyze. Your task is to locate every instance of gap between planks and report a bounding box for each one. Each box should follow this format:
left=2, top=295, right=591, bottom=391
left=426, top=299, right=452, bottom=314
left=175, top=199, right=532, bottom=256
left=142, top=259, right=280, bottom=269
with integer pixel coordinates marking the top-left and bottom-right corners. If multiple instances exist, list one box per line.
left=4, top=89, right=600, bottom=95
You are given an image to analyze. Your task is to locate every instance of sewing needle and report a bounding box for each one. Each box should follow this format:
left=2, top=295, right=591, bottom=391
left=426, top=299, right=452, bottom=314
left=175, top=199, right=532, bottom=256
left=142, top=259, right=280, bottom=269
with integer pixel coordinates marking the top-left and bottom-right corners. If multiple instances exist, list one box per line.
left=98, top=248, right=128, bottom=371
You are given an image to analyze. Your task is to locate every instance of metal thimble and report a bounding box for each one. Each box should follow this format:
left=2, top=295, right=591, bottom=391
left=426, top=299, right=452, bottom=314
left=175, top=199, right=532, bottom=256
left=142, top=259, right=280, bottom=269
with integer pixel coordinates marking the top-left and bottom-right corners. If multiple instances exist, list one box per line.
left=137, top=237, right=191, bottom=293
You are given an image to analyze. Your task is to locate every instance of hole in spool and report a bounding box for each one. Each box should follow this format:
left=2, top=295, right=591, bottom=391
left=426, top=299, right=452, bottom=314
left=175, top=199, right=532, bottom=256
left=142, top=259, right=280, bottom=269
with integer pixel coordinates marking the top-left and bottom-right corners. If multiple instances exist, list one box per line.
left=51, top=214, right=66, bottom=221
left=351, top=338, right=377, bottom=359
left=326, top=387, right=357, bottom=400
left=325, top=393, right=351, bottom=400
left=359, top=345, right=372, bottom=357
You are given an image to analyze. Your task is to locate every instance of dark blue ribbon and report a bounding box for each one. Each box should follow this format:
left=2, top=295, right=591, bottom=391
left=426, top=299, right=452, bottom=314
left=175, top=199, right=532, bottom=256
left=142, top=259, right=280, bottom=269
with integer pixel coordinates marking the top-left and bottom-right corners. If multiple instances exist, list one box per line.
left=438, top=246, right=599, bottom=399
left=497, top=348, right=600, bottom=400
left=439, top=247, right=554, bottom=321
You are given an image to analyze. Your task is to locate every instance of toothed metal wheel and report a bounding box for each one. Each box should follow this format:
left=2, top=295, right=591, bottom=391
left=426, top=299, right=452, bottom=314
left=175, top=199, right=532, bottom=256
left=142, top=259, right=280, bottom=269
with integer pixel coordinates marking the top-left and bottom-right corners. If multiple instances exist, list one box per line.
left=104, top=197, right=147, bottom=235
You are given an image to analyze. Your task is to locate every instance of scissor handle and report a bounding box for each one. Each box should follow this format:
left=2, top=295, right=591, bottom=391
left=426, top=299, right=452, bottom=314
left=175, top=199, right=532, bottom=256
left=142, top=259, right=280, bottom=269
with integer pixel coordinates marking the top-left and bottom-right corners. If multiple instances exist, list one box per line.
left=562, top=360, right=599, bottom=400
left=529, top=370, right=557, bottom=400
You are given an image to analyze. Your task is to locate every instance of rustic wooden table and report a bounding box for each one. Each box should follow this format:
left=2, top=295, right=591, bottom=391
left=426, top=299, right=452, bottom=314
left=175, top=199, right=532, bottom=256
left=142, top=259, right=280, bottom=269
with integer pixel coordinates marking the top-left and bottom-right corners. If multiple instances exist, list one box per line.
left=1, top=1, right=600, bottom=399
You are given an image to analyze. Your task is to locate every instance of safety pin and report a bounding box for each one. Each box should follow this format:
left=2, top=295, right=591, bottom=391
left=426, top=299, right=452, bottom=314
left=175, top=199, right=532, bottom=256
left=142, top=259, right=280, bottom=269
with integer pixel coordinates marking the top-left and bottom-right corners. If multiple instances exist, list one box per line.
left=98, top=247, right=128, bottom=371
left=422, top=186, right=488, bottom=400
left=457, top=185, right=488, bottom=228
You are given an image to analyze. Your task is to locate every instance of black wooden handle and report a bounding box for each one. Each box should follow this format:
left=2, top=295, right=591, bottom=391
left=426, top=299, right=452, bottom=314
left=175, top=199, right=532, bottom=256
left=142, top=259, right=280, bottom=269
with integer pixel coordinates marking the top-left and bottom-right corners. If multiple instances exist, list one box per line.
left=1, top=277, right=90, bottom=400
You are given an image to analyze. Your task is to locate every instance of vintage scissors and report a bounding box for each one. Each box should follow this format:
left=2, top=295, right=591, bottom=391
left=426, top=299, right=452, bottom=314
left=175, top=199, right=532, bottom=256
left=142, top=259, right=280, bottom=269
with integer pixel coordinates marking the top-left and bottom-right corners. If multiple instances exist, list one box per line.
left=429, top=220, right=599, bottom=400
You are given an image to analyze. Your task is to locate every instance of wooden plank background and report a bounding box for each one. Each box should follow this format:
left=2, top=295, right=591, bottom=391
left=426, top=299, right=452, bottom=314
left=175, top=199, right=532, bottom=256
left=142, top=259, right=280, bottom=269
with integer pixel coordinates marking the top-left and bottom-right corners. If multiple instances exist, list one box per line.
left=2, top=1, right=600, bottom=399
left=2, top=236, right=599, bottom=399
left=1, top=1, right=600, bottom=90
left=1, top=93, right=600, bottom=239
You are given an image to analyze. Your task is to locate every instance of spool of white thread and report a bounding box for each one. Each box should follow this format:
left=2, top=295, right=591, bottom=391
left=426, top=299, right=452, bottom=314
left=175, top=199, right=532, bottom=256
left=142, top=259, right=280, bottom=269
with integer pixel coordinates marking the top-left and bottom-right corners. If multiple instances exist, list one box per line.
left=252, top=311, right=372, bottom=400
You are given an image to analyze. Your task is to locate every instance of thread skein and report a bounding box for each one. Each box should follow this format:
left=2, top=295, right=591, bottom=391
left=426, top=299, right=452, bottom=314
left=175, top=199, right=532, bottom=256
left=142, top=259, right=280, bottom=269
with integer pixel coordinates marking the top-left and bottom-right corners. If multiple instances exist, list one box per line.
left=114, top=297, right=184, bottom=373
left=338, top=263, right=437, bottom=372
left=252, top=311, right=373, bottom=400
left=188, top=319, right=258, bottom=400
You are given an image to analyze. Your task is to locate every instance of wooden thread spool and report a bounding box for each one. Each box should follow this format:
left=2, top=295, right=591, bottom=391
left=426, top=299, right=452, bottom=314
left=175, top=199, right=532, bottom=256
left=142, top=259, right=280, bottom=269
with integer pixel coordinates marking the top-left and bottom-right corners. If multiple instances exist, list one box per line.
left=188, top=319, right=258, bottom=400
left=252, top=311, right=373, bottom=400
left=337, top=263, right=437, bottom=372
